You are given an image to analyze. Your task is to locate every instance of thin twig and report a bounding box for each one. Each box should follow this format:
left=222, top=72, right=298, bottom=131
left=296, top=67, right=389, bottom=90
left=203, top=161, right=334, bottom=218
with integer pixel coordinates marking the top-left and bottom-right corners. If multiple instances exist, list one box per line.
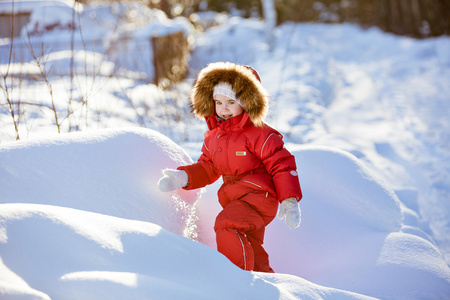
left=0, top=0, right=20, bottom=140
left=25, top=29, right=60, bottom=133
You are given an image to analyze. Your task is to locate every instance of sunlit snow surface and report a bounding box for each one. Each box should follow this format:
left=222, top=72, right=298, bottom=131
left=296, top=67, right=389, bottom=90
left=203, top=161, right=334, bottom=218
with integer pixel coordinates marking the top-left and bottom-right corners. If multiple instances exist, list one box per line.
left=1, top=4, right=450, bottom=299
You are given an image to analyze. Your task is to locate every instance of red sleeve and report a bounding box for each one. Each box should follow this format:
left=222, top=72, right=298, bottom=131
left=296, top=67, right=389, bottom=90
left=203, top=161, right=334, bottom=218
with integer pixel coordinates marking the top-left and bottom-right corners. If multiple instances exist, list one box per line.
left=177, top=141, right=220, bottom=190
left=252, top=127, right=302, bottom=202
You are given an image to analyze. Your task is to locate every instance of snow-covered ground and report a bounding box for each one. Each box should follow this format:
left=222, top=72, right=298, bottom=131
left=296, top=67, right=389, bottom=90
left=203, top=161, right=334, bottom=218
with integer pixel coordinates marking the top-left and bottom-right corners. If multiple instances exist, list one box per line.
left=1, top=2, right=450, bottom=299
left=1, top=128, right=449, bottom=299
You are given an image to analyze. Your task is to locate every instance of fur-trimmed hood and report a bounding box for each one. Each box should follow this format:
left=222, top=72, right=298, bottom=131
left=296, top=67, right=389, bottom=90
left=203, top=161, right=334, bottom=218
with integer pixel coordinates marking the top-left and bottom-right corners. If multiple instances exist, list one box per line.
left=191, top=62, right=269, bottom=127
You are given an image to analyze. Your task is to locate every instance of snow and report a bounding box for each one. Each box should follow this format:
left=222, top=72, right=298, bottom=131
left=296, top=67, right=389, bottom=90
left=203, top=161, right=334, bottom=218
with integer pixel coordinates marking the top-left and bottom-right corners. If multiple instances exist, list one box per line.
left=197, top=145, right=450, bottom=299
left=1, top=3, right=450, bottom=299
left=1, top=129, right=449, bottom=299
left=0, top=0, right=79, bottom=14
left=0, top=129, right=386, bottom=300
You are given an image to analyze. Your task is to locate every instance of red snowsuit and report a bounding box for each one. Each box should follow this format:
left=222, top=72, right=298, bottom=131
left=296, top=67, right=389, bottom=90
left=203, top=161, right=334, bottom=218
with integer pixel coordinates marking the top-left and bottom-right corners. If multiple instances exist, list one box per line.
left=179, top=112, right=302, bottom=272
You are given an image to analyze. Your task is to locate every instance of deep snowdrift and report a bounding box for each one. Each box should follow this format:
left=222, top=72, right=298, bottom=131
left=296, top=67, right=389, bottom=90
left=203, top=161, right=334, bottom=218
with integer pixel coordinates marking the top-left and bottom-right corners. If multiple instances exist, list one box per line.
left=2, top=8, right=449, bottom=269
left=0, top=129, right=449, bottom=299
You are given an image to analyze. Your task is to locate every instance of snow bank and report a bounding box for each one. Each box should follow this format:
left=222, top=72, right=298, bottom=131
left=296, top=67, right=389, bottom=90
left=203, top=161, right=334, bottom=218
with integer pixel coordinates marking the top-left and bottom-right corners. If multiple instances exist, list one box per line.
left=190, top=16, right=269, bottom=70
left=196, top=144, right=450, bottom=299
left=266, top=145, right=450, bottom=299
left=0, top=128, right=199, bottom=237
left=0, top=203, right=234, bottom=300
left=0, top=0, right=78, bottom=15
left=24, top=1, right=81, bottom=35
left=0, top=125, right=449, bottom=299
left=292, top=145, right=402, bottom=232
left=0, top=129, right=388, bottom=300
left=0, top=202, right=378, bottom=300
left=43, top=50, right=115, bottom=77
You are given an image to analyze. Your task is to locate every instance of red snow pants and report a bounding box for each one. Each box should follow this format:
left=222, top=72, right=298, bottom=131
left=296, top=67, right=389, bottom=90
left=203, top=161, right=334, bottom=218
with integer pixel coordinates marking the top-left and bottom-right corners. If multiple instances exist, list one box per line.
left=214, top=193, right=278, bottom=272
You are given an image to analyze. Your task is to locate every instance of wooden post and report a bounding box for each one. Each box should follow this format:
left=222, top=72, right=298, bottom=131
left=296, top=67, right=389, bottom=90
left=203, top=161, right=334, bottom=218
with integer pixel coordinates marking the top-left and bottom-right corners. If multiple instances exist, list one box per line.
left=152, top=31, right=189, bottom=88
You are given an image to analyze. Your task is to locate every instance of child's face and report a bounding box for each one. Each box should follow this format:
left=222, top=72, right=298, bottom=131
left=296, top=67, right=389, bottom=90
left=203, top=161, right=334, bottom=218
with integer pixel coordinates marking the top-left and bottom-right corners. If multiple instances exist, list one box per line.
left=214, top=94, right=244, bottom=120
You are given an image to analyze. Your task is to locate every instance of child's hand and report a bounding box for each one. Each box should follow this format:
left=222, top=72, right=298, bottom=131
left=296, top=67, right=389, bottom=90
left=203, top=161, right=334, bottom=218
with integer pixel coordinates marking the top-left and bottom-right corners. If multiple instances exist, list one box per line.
left=158, top=169, right=188, bottom=192
left=278, top=197, right=301, bottom=229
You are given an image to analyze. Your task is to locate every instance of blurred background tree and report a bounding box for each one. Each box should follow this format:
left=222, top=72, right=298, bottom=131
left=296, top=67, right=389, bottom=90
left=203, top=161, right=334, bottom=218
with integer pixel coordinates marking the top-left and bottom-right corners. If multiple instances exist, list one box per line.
left=143, top=0, right=449, bottom=38
left=70, top=0, right=449, bottom=37
left=204, top=0, right=262, bottom=18
left=273, top=0, right=449, bottom=38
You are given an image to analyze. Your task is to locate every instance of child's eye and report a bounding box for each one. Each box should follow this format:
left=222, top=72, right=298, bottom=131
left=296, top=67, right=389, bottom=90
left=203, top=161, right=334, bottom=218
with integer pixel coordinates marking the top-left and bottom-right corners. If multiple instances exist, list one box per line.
left=215, top=101, right=222, bottom=105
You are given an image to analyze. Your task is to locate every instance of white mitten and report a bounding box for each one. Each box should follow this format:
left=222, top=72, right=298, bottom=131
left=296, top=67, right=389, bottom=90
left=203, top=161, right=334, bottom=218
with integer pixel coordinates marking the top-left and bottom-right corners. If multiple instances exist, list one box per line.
left=158, top=169, right=188, bottom=192
left=278, top=197, right=301, bottom=229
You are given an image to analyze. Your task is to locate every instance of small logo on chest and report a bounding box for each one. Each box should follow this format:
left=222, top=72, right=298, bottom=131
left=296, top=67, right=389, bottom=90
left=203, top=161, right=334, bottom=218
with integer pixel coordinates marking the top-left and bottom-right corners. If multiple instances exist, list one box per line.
left=236, top=151, right=246, bottom=156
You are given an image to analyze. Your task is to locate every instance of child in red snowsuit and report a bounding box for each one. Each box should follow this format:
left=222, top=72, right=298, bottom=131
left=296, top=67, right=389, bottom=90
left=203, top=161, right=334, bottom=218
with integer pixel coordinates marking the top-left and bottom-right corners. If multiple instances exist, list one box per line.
left=159, top=62, right=302, bottom=273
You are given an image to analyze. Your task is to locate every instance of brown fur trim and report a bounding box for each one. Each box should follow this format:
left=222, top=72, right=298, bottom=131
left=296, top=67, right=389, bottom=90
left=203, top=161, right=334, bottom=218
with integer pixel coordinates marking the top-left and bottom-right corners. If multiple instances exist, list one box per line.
left=190, top=62, right=269, bottom=127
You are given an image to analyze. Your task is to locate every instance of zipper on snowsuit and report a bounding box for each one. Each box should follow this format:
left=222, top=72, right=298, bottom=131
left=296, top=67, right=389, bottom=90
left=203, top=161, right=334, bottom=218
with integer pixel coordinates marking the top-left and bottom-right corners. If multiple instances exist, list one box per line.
left=235, top=229, right=247, bottom=270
